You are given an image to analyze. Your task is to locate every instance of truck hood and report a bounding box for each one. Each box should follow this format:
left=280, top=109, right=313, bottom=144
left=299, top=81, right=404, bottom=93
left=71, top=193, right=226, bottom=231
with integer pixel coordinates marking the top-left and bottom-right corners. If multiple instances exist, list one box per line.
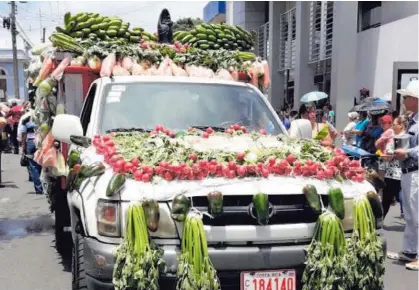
left=80, top=147, right=374, bottom=202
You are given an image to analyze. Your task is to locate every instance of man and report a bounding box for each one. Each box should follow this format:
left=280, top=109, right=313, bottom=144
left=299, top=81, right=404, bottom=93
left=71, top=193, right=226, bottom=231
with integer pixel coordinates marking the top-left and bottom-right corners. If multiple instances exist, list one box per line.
left=324, top=104, right=336, bottom=126
left=4, top=101, right=24, bottom=154
left=387, top=80, right=418, bottom=271
left=351, top=111, right=370, bottom=148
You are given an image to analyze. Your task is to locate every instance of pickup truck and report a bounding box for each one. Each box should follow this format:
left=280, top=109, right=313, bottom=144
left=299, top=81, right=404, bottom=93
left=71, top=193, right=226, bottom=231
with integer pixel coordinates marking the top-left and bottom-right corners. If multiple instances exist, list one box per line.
left=51, top=75, right=385, bottom=290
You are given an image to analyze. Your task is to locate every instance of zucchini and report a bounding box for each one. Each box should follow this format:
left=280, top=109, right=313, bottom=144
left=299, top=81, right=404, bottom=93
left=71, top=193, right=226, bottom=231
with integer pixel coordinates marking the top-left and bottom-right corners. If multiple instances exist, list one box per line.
left=328, top=188, right=345, bottom=219
left=82, top=28, right=91, bottom=35
left=98, top=22, right=110, bottom=30
left=366, top=191, right=383, bottom=219
left=106, top=29, right=118, bottom=37
left=108, top=25, right=120, bottom=31
left=181, top=34, right=193, bottom=43
left=195, top=25, right=206, bottom=34
left=76, top=14, right=89, bottom=23
left=207, top=35, right=216, bottom=42
left=55, top=26, right=67, bottom=34
left=70, top=31, right=83, bottom=38
left=252, top=192, right=270, bottom=225
left=65, top=21, right=77, bottom=33
left=90, top=24, right=100, bottom=32
left=106, top=173, right=126, bottom=197
left=303, top=184, right=322, bottom=213
left=129, top=36, right=140, bottom=42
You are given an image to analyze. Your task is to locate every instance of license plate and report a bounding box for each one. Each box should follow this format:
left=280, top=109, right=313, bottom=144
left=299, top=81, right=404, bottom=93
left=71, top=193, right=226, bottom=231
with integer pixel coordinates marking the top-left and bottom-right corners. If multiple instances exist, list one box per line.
left=241, top=270, right=296, bottom=290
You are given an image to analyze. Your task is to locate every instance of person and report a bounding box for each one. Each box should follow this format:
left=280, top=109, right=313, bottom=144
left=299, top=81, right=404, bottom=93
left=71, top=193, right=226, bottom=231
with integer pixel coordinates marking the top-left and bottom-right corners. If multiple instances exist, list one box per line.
left=387, top=80, right=418, bottom=271
left=4, top=101, right=24, bottom=154
left=351, top=111, right=370, bottom=147
left=324, top=104, right=336, bottom=126
left=21, top=112, right=42, bottom=194
left=299, top=104, right=309, bottom=119
left=18, top=101, right=35, bottom=182
left=376, top=115, right=403, bottom=218
left=0, top=116, right=6, bottom=185
left=306, top=105, right=334, bottom=149
left=362, top=114, right=384, bottom=153
left=283, top=112, right=291, bottom=130
left=342, top=112, right=359, bottom=145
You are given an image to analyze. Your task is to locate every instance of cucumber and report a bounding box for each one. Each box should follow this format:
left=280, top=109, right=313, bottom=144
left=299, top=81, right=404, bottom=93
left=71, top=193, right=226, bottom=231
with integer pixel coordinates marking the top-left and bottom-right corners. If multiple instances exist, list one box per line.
left=214, top=29, right=224, bottom=35
left=88, top=33, right=97, bottom=39
left=181, top=34, right=193, bottom=43
left=142, top=200, right=160, bottom=232
left=328, top=188, right=345, bottom=219
left=70, top=31, right=83, bottom=38
left=175, top=31, right=188, bottom=41
left=188, top=37, right=197, bottom=43
left=213, top=44, right=220, bottom=49
left=109, top=20, right=122, bottom=27
left=208, top=35, right=217, bottom=42
left=55, top=26, right=67, bottom=34
left=199, top=44, right=210, bottom=49
left=252, top=193, right=270, bottom=225
left=216, top=38, right=224, bottom=44
left=366, top=191, right=384, bottom=219
left=125, top=31, right=131, bottom=38
left=225, top=34, right=236, bottom=41
left=196, top=33, right=207, bottom=40
left=75, top=22, right=89, bottom=30
left=142, top=35, right=150, bottom=41
left=303, top=184, right=322, bottom=214
left=130, top=30, right=142, bottom=36
left=69, top=12, right=83, bottom=22
left=93, top=16, right=104, bottom=24
left=90, top=24, right=100, bottom=31
left=205, top=29, right=216, bottom=36
left=197, top=39, right=208, bottom=45
left=201, top=23, right=212, bottom=30
left=77, top=14, right=89, bottom=23
left=223, top=43, right=230, bottom=49
left=97, top=30, right=106, bottom=37
left=98, top=22, right=110, bottom=30
left=189, top=29, right=198, bottom=36
left=106, top=173, right=126, bottom=197
left=132, top=27, right=144, bottom=32
left=195, top=25, right=206, bottom=34
left=108, top=25, right=120, bottom=31
left=82, top=28, right=91, bottom=35
left=64, top=12, right=71, bottom=27
left=118, top=28, right=127, bottom=36
left=129, top=36, right=140, bottom=42
left=106, top=29, right=118, bottom=37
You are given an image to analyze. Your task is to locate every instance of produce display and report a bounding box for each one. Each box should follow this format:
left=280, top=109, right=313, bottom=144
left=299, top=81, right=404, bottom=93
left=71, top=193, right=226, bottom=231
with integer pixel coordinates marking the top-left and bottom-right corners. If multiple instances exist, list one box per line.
left=176, top=212, right=220, bottom=289
left=113, top=203, right=165, bottom=290
left=302, top=184, right=385, bottom=290
left=173, top=23, right=254, bottom=51
left=56, top=12, right=156, bottom=44
left=89, top=125, right=366, bottom=185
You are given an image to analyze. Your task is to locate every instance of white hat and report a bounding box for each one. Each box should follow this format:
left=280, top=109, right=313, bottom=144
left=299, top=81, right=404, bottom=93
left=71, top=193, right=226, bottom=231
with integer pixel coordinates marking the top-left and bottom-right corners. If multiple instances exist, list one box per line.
left=397, top=79, right=418, bottom=98
left=348, top=112, right=359, bottom=120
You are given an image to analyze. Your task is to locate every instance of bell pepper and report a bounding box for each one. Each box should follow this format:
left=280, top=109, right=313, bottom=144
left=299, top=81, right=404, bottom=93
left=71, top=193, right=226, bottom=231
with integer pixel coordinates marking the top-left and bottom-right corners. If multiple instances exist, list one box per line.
left=142, top=199, right=160, bottom=232
left=207, top=191, right=223, bottom=217
left=68, top=150, right=81, bottom=169
left=303, top=184, right=322, bottom=214
left=252, top=192, right=270, bottom=225
left=106, top=173, right=126, bottom=197
left=328, top=188, right=345, bottom=219
left=170, top=194, right=191, bottom=222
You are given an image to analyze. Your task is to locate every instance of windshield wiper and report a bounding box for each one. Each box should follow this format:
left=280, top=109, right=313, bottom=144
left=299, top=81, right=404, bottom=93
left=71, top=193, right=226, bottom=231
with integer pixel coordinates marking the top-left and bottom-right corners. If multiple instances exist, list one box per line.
left=106, top=127, right=152, bottom=133
left=190, top=126, right=226, bottom=132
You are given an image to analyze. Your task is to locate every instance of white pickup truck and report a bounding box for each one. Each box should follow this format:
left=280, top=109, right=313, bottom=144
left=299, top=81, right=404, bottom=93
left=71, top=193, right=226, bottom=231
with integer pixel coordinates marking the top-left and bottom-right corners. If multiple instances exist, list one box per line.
left=51, top=76, right=385, bottom=290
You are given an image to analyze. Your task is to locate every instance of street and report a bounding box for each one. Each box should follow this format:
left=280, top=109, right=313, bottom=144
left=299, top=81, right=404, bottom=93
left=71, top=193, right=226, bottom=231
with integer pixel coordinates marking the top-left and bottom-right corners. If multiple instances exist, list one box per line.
left=0, top=153, right=417, bottom=290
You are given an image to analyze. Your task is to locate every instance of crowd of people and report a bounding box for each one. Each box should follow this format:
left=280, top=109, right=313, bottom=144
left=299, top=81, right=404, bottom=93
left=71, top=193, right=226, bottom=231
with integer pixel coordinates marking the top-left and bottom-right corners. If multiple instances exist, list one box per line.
left=0, top=98, right=42, bottom=194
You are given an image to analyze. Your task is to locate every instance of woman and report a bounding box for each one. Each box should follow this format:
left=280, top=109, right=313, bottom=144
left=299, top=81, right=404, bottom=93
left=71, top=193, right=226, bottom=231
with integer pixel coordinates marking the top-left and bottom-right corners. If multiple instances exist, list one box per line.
left=21, top=114, right=42, bottom=194
left=342, top=112, right=359, bottom=145
left=379, top=115, right=406, bottom=218
left=307, top=105, right=334, bottom=149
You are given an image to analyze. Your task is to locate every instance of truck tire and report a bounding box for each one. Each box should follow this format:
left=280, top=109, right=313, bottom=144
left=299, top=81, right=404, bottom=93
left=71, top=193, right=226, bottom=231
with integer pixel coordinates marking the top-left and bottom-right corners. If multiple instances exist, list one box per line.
left=54, top=185, right=72, bottom=256
left=72, top=233, right=87, bottom=290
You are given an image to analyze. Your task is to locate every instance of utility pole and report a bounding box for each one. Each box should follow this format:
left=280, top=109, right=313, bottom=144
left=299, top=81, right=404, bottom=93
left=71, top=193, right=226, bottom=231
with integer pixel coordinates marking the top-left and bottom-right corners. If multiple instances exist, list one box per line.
left=42, top=27, right=46, bottom=43
left=10, top=1, right=20, bottom=100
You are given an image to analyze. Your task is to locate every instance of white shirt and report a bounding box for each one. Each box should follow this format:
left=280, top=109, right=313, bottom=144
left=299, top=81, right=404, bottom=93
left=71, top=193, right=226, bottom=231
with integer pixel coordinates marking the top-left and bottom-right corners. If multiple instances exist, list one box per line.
left=342, top=121, right=357, bottom=145
left=17, top=109, right=33, bottom=142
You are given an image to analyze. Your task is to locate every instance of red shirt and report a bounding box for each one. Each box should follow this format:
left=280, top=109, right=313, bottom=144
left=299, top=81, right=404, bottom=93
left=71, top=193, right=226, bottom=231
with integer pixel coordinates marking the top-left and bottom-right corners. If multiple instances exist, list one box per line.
left=9, top=105, right=24, bottom=124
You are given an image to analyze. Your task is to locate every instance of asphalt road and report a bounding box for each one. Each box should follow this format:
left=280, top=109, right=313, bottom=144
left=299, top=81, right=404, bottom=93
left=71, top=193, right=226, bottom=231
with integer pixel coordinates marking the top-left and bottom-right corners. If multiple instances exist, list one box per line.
left=0, top=153, right=417, bottom=290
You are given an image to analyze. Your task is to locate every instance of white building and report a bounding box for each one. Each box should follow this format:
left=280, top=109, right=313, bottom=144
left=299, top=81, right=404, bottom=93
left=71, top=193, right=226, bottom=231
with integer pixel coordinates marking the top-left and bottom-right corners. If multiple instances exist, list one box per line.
left=226, top=1, right=418, bottom=130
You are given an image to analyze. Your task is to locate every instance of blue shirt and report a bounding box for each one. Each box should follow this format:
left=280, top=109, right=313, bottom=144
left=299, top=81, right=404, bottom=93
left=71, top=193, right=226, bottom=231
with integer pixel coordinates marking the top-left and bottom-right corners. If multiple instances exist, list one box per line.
left=20, top=120, right=36, bottom=141
left=354, top=119, right=370, bottom=147
left=283, top=118, right=291, bottom=130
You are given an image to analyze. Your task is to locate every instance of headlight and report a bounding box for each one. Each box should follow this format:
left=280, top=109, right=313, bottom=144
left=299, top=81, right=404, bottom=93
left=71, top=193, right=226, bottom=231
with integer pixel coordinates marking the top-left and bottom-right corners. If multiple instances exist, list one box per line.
left=96, top=199, right=121, bottom=237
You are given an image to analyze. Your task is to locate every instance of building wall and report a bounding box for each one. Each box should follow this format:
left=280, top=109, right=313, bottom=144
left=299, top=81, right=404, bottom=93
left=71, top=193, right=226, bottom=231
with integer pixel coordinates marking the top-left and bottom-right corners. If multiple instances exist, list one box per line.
left=229, top=1, right=267, bottom=31
left=381, top=1, right=418, bottom=25
left=355, top=14, right=418, bottom=99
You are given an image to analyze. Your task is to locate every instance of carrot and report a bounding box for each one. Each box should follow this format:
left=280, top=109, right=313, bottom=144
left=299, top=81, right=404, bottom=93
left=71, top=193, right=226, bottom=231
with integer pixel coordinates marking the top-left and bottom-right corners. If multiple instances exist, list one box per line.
left=34, top=56, right=54, bottom=86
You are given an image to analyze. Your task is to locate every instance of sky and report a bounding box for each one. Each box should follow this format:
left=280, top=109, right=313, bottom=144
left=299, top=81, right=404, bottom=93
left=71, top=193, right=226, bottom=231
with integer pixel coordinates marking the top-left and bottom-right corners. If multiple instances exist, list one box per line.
left=0, top=1, right=207, bottom=50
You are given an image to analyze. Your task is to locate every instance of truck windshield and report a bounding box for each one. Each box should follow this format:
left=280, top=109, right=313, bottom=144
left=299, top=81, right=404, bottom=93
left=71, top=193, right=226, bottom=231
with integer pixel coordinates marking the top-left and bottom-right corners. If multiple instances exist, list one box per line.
left=99, top=82, right=284, bottom=135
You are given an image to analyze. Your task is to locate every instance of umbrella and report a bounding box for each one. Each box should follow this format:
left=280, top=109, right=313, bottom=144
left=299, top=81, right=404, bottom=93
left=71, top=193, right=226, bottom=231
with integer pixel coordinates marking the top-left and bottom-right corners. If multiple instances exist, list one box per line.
left=352, top=101, right=391, bottom=112
left=300, top=91, right=328, bottom=103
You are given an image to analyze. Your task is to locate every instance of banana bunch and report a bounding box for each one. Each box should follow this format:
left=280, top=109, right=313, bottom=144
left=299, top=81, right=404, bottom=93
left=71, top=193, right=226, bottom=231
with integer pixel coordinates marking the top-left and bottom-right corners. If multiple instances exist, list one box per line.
left=173, top=23, right=253, bottom=51
left=55, top=12, right=157, bottom=45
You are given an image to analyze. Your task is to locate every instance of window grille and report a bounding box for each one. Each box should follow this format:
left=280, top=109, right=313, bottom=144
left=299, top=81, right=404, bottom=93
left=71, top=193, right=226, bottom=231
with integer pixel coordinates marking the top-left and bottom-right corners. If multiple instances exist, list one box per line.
left=279, top=8, right=296, bottom=71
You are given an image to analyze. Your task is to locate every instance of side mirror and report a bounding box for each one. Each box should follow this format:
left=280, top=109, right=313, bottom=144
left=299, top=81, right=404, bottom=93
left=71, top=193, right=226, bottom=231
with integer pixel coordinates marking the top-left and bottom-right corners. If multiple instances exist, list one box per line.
left=52, top=114, right=83, bottom=144
left=289, top=119, right=312, bottom=139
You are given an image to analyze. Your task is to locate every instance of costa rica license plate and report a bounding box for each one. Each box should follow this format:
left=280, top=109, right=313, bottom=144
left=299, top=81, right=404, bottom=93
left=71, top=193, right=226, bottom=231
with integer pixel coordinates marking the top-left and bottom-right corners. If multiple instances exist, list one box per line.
left=241, top=269, right=296, bottom=290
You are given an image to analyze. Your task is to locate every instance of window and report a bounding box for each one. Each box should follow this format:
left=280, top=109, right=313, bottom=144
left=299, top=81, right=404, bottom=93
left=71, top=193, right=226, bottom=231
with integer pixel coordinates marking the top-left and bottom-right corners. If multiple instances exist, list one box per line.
left=98, top=82, right=285, bottom=135
left=80, top=83, right=97, bottom=135
left=358, top=1, right=381, bottom=32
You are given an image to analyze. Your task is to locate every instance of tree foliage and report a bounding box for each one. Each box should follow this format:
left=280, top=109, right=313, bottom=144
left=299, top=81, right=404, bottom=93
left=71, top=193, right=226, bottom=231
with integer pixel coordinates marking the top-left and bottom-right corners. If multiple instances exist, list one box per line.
left=172, top=17, right=204, bottom=32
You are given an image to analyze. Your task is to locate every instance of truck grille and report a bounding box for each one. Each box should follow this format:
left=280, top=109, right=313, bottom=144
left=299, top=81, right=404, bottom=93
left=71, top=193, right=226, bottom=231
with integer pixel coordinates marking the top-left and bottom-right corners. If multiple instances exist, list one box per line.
left=191, top=195, right=329, bottom=226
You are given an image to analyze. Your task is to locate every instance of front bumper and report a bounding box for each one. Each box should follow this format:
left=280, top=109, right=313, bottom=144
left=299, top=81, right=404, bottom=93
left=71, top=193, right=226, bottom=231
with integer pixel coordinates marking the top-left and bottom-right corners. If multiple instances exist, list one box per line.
left=84, top=232, right=387, bottom=290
